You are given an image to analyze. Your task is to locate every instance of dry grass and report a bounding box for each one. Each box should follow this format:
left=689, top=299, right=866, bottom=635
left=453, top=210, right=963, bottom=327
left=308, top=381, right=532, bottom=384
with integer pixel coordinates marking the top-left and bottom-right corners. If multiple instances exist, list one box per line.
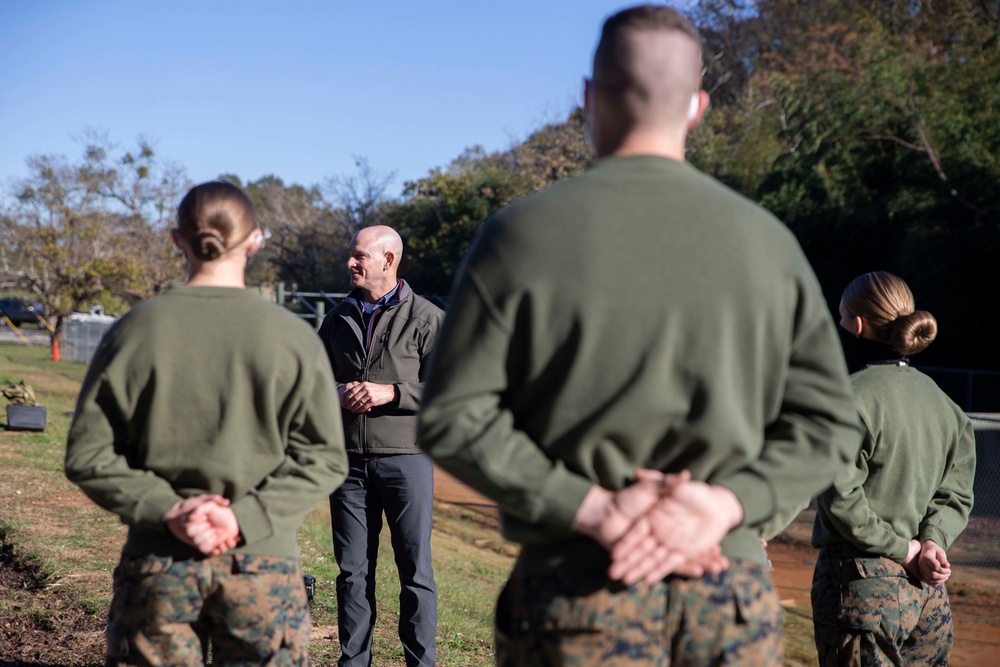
left=4, top=341, right=997, bottom=665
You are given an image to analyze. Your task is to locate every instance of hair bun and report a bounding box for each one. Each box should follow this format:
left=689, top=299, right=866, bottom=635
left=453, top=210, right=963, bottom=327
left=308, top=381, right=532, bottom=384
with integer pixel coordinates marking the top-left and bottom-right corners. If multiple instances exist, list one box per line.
left=889, top=310, right=937, bottom=356
left=176, top=181, right=257, bottom=264
left=192, top=228, right=226, bottom=261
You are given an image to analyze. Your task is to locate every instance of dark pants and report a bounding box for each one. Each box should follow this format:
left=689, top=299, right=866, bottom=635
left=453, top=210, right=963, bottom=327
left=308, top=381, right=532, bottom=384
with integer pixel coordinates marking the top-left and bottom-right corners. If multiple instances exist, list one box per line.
left=329, top=453, right=437, bottom=667
left=495, top=561, right=782, bottom=666
left=811, top=545, right=953, bottom=666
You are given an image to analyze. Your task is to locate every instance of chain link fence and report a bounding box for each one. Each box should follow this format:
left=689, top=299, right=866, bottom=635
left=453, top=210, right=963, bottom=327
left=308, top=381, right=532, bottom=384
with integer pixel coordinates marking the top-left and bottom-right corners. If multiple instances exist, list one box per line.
left=918, top=366, right=1000, bottom=413
left=777, top=414, right=1000, bottom=589
left=48, top=288, right=1000, bottom=581
left=948, top=415, right=1000, bottom=578
left=273, top=286, right=449, bottom=330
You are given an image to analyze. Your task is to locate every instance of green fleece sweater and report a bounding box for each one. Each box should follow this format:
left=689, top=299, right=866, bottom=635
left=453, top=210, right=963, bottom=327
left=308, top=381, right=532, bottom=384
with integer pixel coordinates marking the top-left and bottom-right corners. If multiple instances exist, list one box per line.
left=65, top=285, right=348, bottom=559
left=813, top=363, right=976, bottom=561
left=418, top=155, right=862, bottom=575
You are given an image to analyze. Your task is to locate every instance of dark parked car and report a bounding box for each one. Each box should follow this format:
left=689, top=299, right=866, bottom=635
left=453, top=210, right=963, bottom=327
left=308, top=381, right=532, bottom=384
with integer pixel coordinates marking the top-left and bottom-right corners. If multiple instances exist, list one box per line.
left=0, top=298, right=46, bottom=328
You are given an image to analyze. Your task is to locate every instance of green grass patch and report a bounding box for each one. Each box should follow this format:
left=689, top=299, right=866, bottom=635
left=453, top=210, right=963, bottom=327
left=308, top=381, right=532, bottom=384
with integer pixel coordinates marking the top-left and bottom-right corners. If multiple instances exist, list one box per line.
left=781, top=604, right=818, bottom=665
left=0, top=341, right=513, bottom=665
left=0, top=341, right=837, bottom=665
left=297, top=501, right=510, bottom=666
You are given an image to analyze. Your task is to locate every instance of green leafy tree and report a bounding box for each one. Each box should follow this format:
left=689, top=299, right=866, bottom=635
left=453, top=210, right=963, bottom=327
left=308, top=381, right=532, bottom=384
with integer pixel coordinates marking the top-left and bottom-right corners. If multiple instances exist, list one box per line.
left=228, top=158, right=397, bottom=293
left=1, top=135, right=189, bottom=341
left=391, top=154, right=532, bottom=295
left=235, top=175, right=343, bottom=290
left=690, top=0, right=1000, bottom=368
left=391, top=111, right=591, bottom=295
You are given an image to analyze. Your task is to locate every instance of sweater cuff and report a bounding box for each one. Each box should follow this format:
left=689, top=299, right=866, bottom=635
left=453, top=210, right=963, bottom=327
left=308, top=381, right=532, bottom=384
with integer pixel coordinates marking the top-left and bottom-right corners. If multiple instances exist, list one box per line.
left=535, top=465, right=595, bottom=531
left=231, top=495, right=273, bottom=546
left=887, top=536, right=912, bottom=563
left=140, top=490, right=185, bottom=533
left=919, top=525, right=949, bottom=550
left=716, top=470, right=773, bottom=528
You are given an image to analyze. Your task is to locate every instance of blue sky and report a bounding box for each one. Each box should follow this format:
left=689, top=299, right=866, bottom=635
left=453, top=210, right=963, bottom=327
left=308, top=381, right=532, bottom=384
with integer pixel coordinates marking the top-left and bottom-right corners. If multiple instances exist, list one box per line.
left=0, top=1, right=677, bottom=199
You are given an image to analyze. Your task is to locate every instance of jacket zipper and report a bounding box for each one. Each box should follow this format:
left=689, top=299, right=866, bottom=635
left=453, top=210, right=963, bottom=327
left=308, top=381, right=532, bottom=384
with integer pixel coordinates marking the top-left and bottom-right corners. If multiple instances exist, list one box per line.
left=360, top=306, right=385, bottom=454
left=350, top=286, right=402, bottom=455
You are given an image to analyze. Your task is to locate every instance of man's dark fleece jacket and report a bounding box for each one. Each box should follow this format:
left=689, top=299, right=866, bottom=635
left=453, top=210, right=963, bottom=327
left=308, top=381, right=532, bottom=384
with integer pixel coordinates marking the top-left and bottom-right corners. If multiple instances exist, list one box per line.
left=319, top=279, right=444, bottom=455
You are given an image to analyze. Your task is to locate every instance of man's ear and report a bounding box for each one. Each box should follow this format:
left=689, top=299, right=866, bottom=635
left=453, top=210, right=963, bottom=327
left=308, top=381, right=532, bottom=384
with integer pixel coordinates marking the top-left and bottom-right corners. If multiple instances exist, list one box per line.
left=687, top=90, right=710, bottom=129
left=383, top=251, right=395, bottom=271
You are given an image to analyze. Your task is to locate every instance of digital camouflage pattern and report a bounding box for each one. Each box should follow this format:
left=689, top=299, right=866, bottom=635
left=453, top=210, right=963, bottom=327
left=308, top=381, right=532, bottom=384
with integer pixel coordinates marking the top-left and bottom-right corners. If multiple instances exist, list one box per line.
left=106, top=553, right=310, bottom=667
left=495, top=561, right=782, bottom=666
left=811, top=545, right=953, bottom=666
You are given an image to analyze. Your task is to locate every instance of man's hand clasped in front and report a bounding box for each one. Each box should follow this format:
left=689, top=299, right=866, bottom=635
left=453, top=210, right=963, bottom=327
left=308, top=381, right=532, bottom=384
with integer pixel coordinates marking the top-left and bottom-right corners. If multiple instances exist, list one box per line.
left=572, top=470, right=744, bottom=586
left=339, top=381, right=397, bottom=414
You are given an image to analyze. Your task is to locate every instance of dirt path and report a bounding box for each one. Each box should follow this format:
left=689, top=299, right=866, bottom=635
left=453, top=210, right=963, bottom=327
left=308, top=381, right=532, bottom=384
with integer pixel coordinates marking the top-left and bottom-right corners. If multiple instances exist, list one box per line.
left=435, top=467, right=1000, bottom=666
left=768, top=539, right=1000, bottom=666
left=435, top=465, right=495, bottom=506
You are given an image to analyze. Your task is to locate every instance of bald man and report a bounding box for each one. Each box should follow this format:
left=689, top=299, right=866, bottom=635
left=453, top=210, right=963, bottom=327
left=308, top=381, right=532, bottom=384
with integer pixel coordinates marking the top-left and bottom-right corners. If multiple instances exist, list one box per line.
left=318, top=225, right=443, bottom=667
left=417, top=5, right=860, bottom=666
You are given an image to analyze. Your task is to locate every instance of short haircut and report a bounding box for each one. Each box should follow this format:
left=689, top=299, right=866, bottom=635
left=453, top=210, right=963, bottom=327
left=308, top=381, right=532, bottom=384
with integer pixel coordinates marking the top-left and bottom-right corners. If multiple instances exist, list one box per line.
left=590, top=4, right=704, bottom=135
left=593, top=5, right=703, bottom=90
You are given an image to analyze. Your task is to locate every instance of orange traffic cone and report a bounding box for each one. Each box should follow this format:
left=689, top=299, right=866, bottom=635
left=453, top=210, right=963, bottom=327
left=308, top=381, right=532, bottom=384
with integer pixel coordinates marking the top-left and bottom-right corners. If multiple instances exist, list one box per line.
left=52, top=339, right=61, bottom=362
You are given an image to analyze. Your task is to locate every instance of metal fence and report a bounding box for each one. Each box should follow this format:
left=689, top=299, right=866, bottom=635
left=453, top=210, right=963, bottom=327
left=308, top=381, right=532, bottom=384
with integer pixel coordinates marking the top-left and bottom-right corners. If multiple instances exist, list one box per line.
left=47, top=286, right=1000, bottom=578
left=917, top=366, right=1000, bottom=413
left=273, top=286, right=448, bottom=329
left=274, top=286, right=349, bottom=331
left=951, top=415, right=1000, bottom=573
left=771, top=416, right=999, bottom=586
left=270, top=292, right=1000, bottom=413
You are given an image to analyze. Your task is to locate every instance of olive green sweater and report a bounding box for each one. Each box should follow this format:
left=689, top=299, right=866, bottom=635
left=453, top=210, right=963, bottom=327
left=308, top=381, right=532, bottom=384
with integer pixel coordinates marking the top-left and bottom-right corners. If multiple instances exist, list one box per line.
left=418, top=155, right=862, bottom=575
left=65, top=285, right=348, bottom=559
left=813, top=363, right=976, bottom=560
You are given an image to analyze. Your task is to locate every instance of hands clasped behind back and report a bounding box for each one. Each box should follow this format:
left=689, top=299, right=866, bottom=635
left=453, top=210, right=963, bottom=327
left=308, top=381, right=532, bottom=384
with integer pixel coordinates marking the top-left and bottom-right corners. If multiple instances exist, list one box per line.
left=917, top=540, right=951, bottom=584
left=901, top=537, right=951, bottom=584
left=574, top=470, right=743, bottom=586
left=164, top=494, right=240, bottom=556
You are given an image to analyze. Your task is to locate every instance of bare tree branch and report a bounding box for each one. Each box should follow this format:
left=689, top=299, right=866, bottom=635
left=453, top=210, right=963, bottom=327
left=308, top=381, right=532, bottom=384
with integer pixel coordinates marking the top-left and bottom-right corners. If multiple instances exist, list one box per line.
left=862, top=134, right=926, bottom=152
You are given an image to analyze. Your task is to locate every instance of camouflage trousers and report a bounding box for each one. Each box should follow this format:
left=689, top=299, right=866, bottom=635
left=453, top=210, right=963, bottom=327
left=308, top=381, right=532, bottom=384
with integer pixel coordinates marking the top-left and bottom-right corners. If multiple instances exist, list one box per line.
left=811, top=544, right=953, bottom=666
left=106, top=553, right=311, bottom=667
left=495, top=561, right=782, bottom=666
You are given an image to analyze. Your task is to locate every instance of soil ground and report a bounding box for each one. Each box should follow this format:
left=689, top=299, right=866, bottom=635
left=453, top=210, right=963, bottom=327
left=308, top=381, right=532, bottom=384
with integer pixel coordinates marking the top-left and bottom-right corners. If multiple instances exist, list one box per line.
left=2, top=465, right=996, bottom=666
left=0, top=532, right=105, bottom=666
left=433, top=469, right=1000, bottom=667
left=767, top=536, right=1000, bottom=666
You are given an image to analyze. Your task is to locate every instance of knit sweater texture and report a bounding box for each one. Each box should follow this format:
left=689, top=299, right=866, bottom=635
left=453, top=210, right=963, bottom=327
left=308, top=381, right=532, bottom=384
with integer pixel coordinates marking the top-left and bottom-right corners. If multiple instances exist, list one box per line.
left=418, top=155, right=862, bottom=574
left=65, top=285, right=348, bottom=559
left=813, top=363, right=976, bottom=560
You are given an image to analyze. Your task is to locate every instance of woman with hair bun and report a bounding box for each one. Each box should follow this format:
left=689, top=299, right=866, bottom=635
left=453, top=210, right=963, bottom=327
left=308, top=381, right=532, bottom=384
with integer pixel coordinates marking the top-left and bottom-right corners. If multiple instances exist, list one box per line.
left=66, top=181, right=348, bottom=666
left=810, top=271, right=976, bottom=666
